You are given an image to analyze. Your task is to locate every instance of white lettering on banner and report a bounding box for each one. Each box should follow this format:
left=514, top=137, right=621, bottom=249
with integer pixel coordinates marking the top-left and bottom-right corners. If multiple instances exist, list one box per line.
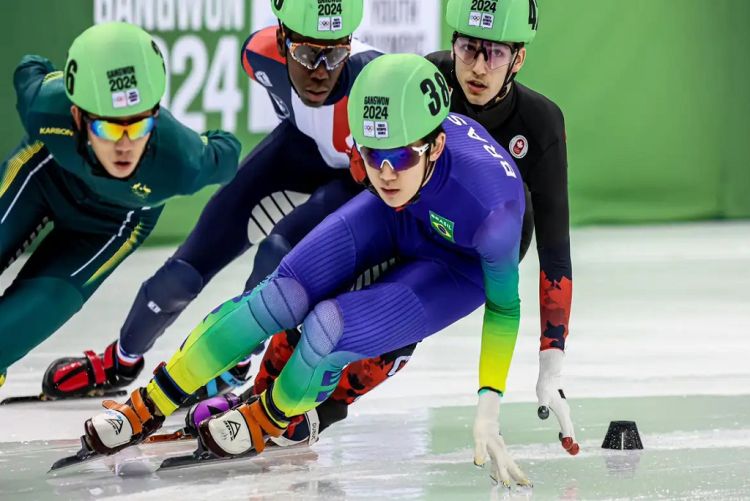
left=203, top=37, right=242, bottom=131
left=357, top=0, right=439, bottom=55
left=157, top=0, right=175, bottom=30
left=170, top=35, right=208, bottom=131
left=94, top=0, right=244, bottom=31
left=96, top=1, right=247, bottom=134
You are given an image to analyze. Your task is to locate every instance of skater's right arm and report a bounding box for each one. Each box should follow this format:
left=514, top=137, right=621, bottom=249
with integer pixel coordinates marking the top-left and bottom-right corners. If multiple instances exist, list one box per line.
left=13, top=55, right=56, bottom=134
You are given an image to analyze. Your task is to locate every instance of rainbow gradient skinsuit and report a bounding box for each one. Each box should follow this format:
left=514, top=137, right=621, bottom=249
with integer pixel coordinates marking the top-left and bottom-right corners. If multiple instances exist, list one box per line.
left=144, top=112, right=525, bottom=423
left=0, top=55, right=240, bottom=375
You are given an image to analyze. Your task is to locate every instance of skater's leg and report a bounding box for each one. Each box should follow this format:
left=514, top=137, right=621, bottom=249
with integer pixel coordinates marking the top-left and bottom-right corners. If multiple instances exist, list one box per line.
left=118, top=121, right=332, bottom=357
left=264, top=258, right=486, bottom=422
left=145, top=193, right=398, bottom=416
left=2, top=206, right=158, bottom=380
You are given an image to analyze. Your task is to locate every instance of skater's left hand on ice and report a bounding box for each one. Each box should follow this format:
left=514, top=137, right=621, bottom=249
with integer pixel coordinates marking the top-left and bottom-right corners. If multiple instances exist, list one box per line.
left=473, top=390, right=532, bottom=488
left=536, top=349, right=579, bottom=455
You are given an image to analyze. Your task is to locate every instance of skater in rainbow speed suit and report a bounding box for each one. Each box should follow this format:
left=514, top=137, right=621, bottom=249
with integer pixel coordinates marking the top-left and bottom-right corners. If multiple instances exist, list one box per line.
left=82, top=54, right=532, bottom=486
left=193, top=0, right=578, bottom=457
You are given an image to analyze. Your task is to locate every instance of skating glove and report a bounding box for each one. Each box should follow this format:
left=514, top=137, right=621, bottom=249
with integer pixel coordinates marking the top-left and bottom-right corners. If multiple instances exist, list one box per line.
left=536, top=349, right=579, bottom=455
left=473, top=390, right=531, bottom=488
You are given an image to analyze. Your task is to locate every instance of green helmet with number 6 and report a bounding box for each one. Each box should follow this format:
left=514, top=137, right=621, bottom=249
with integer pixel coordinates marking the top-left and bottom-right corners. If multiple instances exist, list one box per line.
left=65, top=22, right=166, bottom=117
left=271, top=0, right=364, bottom=40
left=349, top=54, right=451, bottom=150
left=445, top=0, right=538, bottom=44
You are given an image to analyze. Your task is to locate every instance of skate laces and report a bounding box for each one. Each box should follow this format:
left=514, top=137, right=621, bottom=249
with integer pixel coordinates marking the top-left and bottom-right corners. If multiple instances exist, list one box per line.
left=237, top=399, right=284, bottom=453
left=102, top=388, right=159, bottom=435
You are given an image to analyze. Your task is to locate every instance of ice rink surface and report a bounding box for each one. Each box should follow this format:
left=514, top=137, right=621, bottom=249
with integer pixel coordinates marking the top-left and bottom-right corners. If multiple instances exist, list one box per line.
left=1, top=222, right=749, bottom=500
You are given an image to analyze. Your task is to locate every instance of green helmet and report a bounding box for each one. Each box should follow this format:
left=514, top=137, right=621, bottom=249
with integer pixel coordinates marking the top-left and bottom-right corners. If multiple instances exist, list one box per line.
left=349, top=54, right=450, bottom=150
left=445, top=0, right=539, bottom=44
left=272, top=0, right=364, bottom=40
left=65, top=22, right=166, bottom=117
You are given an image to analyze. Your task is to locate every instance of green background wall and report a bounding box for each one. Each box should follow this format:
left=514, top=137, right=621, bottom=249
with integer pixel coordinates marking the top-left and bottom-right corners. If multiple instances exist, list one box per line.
left=1, top=0, right=748, bottom=245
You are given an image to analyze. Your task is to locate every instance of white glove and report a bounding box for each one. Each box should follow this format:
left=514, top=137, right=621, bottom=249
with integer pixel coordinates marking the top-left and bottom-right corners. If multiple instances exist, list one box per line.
left=536, top=349, right=579, bottom=455
left=473, top=390, right=532, bottom=488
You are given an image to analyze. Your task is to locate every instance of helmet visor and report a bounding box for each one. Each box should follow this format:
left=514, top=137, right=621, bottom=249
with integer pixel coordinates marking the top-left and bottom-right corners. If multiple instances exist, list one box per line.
left=88, top=115, right=156, bottom=142
left=359, top=143, right=430, bottom=172
left=286, top=39, right=351, bottom=71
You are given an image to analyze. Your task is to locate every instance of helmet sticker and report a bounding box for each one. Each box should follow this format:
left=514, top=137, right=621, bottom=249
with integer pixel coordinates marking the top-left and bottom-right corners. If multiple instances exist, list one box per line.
left=318, top=0, right=344, bottom=32
left=468, top=0, right=497, bottom=29
left=363, top=96, right=390, bottom=139
left=107, top=66, right=140, bottom=109
left=107, top=66, right=138, bottom=91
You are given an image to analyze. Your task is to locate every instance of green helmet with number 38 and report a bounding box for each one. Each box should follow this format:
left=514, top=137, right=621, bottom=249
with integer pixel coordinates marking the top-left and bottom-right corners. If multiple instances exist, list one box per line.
left=349, top=54, right=451, bottom=150
left=272, top=0, right=364, bottom=40
left=445, top=0, right=538, bottom=44
left=65, top=22, right=166, bottom=118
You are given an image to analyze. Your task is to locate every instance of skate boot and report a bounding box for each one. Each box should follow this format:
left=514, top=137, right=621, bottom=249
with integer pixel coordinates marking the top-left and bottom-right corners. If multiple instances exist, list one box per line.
left=197, top=397, right=284, bottom=457
left=184, top=392, right=242, bottom=435
left=270, top=407, right=321, bottom=447
left=43, top=341, right=143, bottom=399
left=84, top=388, right=165, bottom=455
left=186, top=391, right=320, bottom=447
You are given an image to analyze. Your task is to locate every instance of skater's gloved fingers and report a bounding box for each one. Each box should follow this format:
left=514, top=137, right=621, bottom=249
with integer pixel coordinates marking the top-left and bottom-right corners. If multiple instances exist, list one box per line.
left=548, top=392, right=575, bottom=440
left=473, top=438, right=488, bottom=467
left=560, top=435, right=580, bottom=456
left=493, top=462, right=511, bottom=489
left=486, top=438, right=512, bottom=487
left=507, top=459, right=532, bottom=486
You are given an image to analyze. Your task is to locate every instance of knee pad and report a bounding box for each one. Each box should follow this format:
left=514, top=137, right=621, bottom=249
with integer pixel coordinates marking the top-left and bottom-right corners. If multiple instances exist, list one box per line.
left=144, top=258, right=204, bottom=314
left=300, top=300, right=344, bottom=359
left=249, top=276, right=309, bottom=334
left=246, top=234, right=292, bottom=292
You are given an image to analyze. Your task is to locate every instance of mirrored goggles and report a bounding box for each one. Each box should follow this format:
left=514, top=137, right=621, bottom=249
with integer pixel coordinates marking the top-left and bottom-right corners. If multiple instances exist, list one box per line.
left=453, top=36, right=515, bottom=70
left=286, top=39, right=351, bottom=71
left=358, top=143, right=431, bottom=172
left=87, top=115, right=156, bottom=142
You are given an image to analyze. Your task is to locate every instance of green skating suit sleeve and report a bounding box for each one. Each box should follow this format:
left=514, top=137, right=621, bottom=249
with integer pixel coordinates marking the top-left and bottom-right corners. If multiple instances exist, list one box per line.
left=13, top=55, right=241, bottom=209
left=415, top=114, right=525, bottom=396
left=473, top=208, right=522, bottom=395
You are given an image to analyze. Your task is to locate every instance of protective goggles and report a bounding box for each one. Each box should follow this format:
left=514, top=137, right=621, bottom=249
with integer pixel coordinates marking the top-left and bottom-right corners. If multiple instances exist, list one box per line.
left=286, top=39, right=351, bottom=71
left=453, top=36, right=515, bottom=70
left=87, top=115, right=156, bottom=142
left=358, top=143, right=431, bottom=172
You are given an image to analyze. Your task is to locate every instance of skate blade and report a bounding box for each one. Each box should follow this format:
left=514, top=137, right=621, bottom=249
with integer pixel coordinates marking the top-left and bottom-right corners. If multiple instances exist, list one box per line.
left=48, top=437, right=102, bottom=473
left=156, top=441, right=310, bottom=472
left=157, top=448, right=259, bottom=471
left=1, top=389, right=127, bottom=405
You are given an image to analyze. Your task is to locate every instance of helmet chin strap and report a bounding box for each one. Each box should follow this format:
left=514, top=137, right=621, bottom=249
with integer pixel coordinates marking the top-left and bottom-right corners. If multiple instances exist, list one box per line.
left=394, top=149, right=436, bottom=211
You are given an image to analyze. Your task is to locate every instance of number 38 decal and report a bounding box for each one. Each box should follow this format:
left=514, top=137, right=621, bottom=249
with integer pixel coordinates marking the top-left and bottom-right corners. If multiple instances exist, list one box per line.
left=420, top=72, right=450, bottom=116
